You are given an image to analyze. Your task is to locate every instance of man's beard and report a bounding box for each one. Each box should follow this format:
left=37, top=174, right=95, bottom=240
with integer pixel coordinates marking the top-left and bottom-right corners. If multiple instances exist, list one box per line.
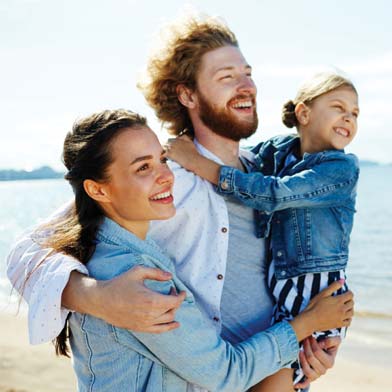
left=197, top=90, right=258, bottom=142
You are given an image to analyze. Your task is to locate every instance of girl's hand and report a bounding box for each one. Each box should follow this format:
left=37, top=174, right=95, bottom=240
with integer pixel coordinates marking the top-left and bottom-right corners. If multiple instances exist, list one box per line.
left=165, top=135, right=200, bottom=171
left=290, top=280, right=354, bottom=341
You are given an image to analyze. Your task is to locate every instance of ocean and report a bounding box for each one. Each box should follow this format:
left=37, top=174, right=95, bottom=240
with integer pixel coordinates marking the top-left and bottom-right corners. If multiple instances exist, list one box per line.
left=1, top=165, right=391, bottom=316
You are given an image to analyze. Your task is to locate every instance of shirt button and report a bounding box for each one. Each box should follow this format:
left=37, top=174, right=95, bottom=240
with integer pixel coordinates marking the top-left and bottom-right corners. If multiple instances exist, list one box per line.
left=277, top=251, right=283, bottom=257
left=221, top=227, right=228, bottom=233
left=276, top=220, right=281, bottom=224
left=217, top=274, right=224, bottom=280
left=281, top=270, right=287, bottom=276
left=213, top=316, right=220, bottom=322
left=221, top=180, right=229, bottom=190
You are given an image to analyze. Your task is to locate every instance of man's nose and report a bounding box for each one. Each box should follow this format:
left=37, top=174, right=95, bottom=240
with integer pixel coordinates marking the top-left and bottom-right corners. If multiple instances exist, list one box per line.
left=237, top=75, right=257, bottom=96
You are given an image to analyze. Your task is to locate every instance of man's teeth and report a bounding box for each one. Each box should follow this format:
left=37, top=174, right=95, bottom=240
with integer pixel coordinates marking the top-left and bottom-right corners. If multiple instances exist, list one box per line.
left=335, top=127, right=349, bottom=137
left=150, top=191, right=171, bottom=200
left=232, top=101, right=252, bottom=109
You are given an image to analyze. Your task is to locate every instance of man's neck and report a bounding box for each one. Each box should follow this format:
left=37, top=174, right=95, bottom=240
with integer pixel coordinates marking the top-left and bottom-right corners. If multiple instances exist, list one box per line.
left=194, top=127, right=242, bottom=170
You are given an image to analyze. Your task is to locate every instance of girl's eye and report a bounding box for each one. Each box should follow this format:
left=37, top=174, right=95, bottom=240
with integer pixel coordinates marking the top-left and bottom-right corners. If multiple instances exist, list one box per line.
left=136, top=163, right=149, bottom=172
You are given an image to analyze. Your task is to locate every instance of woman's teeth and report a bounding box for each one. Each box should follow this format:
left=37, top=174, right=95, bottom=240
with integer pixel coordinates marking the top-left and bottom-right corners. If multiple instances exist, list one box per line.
left=150, top=191, right=171, bottom=201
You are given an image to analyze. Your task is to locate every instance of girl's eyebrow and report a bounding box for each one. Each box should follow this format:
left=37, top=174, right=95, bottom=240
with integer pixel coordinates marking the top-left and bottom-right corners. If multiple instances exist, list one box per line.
left=330, top=98, right=360, bottom=112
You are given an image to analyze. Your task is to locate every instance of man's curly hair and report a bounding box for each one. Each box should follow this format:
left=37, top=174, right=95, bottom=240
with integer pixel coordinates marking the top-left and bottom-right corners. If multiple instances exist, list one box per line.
left=138, top=15, right=238, bottom=136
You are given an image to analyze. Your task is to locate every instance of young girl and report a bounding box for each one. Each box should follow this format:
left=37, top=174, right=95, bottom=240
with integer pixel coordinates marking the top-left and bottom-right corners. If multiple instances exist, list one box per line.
left=37, top=109, right=352, bottom=391
left=166, top=72, right=360, bottom=391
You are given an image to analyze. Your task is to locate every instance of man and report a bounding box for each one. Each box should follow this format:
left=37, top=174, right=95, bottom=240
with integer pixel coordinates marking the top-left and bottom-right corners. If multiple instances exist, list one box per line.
left=7, top=14, right=338, bottom=389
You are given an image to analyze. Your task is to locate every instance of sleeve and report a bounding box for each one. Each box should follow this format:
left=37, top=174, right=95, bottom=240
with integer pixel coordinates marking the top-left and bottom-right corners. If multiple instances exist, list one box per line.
left=6, top=231, right=88, bottom=345
left=217, top=153, right=359, bottom=212
left=113, top=278, right=299, bottom=391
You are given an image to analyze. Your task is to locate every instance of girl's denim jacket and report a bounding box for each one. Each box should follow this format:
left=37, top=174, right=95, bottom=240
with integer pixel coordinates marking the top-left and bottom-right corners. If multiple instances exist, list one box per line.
left=69, top=218, right=298, bottom=392
left=217, top=134, right=359, bottom=280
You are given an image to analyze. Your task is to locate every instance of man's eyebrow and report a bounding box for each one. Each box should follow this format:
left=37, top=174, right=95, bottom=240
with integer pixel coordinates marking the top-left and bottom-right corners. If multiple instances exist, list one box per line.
left=213, top=64, right=252, bottom=73
left=130, top=155, right=153, bottom=165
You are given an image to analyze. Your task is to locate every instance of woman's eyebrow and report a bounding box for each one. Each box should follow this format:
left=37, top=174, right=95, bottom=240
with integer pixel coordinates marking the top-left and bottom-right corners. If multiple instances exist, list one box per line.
left=130, top=155, right=153, bottom=165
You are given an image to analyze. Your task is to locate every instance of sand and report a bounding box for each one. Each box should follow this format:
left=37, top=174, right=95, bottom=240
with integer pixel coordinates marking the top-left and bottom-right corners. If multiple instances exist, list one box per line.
left=0, top=312, right=391, bottom=391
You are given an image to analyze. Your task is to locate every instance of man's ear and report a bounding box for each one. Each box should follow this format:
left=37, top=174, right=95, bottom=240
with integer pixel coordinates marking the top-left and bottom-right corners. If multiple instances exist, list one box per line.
left=83, top=179, right=111, bottom=204
left=295, top=102, right=310, bottom=126
left=176, top=84, right=197, bottom=109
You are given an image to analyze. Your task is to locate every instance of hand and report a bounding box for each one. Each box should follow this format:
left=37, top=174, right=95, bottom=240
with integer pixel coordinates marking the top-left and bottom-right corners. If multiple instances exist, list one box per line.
left=91, top=266, right=186, bottom=333
left=294, top=336, right=341, bottom=389
left=164, top=135, right=199, bottom=171
left=289, top=280, right=354, bottom=342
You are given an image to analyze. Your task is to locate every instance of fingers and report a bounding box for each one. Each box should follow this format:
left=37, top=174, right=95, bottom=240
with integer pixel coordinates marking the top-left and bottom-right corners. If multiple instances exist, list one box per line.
left=130, top=265, right=173, bottom=282
left=317, top=279, right=345, bottom=298
left=298, top=349, right=319, bottom=382
left=319, top=336, right=341, bottom=351
left=302, top=338, right=327, bottom=376
left=143, top=321, right=181, bottom=334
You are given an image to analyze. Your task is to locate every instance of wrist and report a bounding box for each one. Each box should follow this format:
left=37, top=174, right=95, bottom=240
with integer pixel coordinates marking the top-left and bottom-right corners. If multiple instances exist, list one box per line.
left=289, top=311, right=314, bottom=342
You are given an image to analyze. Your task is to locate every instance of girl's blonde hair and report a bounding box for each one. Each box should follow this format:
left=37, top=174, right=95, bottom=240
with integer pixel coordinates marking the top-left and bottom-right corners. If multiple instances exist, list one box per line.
left=282, top=72, right=357, bottom=128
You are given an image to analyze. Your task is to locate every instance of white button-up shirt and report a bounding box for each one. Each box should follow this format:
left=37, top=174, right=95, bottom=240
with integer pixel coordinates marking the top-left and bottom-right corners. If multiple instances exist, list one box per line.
left=6, top=141, right=254, bottom=344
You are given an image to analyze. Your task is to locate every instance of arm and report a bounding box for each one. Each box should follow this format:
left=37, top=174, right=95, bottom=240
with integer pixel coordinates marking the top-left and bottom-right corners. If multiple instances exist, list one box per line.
left=6, top=234, right=185, bottom=344
left=116, top=279, right=352, bottom=391
left=216, top=154, right=359, bottom=212
left=166, top=137, right=359, bottom=212
left=165, top=135, right=221, bottom=184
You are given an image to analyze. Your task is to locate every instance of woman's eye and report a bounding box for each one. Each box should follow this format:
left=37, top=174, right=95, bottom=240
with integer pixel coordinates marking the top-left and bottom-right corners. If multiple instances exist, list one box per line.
left=137, top=163, right=149, bottom=172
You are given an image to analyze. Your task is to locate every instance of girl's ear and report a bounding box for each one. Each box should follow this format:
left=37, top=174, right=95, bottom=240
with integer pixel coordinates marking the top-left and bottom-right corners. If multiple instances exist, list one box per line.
left=295, top=102, right=310, bottom=126
left=176, top=84, right=197, bottom=109
left=83, top=179, right=111, bottom=204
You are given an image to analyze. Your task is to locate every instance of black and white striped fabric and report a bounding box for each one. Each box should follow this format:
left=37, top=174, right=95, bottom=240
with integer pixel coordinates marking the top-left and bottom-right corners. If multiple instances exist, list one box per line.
left=268, top=261, right=348, bottom=388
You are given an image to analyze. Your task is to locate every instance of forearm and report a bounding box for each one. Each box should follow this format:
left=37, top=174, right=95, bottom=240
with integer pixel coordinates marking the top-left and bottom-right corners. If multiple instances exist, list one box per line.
left=124, top=280, right=298, bottom=390
left=186, top=154, right=220, bottom=185
left=62, top=271, right=102, bottom=315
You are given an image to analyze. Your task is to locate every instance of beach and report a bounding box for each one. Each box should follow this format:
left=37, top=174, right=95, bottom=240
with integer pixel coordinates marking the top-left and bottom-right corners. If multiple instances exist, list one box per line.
left=0, top=312, right=391, bottom=392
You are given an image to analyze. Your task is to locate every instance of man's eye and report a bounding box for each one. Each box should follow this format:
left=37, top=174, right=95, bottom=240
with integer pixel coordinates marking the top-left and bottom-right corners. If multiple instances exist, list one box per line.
left=137, top=163, right=149, bottom=172
left=221, top=75, right=233, bottom=80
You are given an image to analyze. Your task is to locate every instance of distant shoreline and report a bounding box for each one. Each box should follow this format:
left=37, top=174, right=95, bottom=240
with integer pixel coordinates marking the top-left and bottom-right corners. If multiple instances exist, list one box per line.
left=0, top=160, right=390, bottom=182
left=0, top=166, right=64, bottom=181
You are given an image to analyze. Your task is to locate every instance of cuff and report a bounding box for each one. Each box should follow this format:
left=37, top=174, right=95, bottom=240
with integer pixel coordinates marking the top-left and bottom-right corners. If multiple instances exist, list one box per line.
left=216, top=165, right=235, bottom=194
left=28, top=257, right=88, bottom=345
left=267, top=321, right=299, bottom=367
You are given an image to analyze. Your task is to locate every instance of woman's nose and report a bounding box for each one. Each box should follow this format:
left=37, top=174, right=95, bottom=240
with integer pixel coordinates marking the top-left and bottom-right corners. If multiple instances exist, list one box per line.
left=157, top=164, right=174, bottom=185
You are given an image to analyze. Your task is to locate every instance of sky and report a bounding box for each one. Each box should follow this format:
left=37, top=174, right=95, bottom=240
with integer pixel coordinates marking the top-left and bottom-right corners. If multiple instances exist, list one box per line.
left=1, top=0, right=391, bottom=170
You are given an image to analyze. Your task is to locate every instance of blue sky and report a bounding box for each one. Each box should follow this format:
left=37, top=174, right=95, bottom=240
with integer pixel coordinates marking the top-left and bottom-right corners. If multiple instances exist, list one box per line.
left=1, top=0, right=391, bottom=170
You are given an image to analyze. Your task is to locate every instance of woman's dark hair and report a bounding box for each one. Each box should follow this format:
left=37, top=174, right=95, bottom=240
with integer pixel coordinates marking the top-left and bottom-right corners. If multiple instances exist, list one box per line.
left=34, top=109, right=147, bottom=356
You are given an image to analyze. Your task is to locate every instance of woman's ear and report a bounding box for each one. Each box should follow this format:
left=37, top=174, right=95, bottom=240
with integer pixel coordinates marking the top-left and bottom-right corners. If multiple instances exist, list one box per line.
left=83, top=179, right=111, bottom=204
left=295, top=102, right=310, bottom=126
left=176, top=84, right=197, bottom=109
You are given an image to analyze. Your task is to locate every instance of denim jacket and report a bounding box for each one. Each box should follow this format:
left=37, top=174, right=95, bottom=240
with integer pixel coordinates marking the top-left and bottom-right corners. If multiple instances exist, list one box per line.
left=69, top=218, right=298, bottom=391
left=217, top=134, right=359, bottom=280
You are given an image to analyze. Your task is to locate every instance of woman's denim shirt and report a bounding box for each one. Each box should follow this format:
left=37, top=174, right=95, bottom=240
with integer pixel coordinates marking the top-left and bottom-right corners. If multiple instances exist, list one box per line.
left=217, top=134, right=359, bottom=280
left=69, top=218, right=298, bottom=392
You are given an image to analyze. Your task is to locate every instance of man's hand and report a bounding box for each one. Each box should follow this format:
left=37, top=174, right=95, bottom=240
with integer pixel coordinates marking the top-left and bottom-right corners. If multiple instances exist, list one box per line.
left=63, top=267, right=186, bottom=333
left=294, top=336, right=341, bottom=389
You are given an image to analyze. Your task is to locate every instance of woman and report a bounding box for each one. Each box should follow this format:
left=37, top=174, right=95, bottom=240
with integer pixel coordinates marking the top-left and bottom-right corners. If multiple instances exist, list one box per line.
left=39, top=109, right=353, bottom=391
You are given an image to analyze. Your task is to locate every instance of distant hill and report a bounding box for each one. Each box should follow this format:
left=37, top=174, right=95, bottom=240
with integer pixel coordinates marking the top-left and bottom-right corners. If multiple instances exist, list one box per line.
left=0, top=166, right=64, bottom=181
